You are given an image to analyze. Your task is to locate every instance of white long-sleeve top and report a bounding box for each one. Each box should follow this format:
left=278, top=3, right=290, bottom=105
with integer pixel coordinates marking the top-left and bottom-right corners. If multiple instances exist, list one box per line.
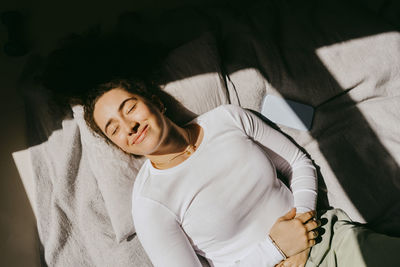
left=131, top=104, right=317, bottom=267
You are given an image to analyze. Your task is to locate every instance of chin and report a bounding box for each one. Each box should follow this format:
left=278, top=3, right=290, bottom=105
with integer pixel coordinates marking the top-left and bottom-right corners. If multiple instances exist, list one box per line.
left=127, top=141, right=158, bottom=156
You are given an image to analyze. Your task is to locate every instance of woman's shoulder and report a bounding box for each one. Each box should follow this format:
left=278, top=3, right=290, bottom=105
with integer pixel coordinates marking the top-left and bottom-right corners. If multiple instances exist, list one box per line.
left=190, top=104, right=249, bottom=132
left=132, top=159, right=152, bottom=199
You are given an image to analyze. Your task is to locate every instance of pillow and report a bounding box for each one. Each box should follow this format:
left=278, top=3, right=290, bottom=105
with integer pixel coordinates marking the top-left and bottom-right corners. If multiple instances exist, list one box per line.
left=78, top=32, right=229, bottom=243
left=73, top=105, right=144, bottom=242
left=160, top=32, right=230, bottom=115
left=225, top=67, right=268, bottom=112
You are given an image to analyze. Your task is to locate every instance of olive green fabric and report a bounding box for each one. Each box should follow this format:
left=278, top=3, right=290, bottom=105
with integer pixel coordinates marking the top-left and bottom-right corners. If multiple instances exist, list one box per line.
left=306, top=209, right=400, bottom=267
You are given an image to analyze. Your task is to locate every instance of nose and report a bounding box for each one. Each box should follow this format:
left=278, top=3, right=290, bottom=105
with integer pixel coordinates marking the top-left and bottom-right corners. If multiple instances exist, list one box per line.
left=125, top=122, right=140, bottom=136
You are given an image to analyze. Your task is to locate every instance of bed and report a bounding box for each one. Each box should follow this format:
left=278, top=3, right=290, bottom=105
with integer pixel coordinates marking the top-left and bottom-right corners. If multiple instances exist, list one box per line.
left=13, top=0, right=400, bottom=266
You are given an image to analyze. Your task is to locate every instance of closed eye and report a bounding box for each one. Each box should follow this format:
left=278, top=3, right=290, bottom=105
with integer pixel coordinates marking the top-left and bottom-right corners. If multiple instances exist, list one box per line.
left=126, top=102, right=137, bottom=114
left=111, top=125, right=119, bottom=136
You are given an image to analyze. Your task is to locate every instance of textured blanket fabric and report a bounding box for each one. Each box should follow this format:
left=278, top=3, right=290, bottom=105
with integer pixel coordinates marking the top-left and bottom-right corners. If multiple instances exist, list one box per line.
left=29, top=117, right=152, bottom=266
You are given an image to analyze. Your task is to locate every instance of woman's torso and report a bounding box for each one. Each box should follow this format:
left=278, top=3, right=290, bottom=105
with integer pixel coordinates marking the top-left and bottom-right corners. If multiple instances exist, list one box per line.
left=132, top=105, right=294, bottom=266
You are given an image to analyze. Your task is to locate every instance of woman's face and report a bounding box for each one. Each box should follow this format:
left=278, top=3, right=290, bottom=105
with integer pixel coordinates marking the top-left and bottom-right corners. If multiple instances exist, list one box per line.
left=93, top=88, right=167, bottom=155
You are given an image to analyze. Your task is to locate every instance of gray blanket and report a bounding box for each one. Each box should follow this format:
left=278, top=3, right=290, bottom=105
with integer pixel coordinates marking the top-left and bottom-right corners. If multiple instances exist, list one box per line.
left=30, top=116, right=151, bottom=266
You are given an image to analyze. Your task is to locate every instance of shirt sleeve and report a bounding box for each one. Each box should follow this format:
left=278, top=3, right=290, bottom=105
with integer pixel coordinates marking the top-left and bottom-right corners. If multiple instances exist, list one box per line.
left=224, top=104, right=318, bottom=213
left=132, top=196, right=203, bottom=267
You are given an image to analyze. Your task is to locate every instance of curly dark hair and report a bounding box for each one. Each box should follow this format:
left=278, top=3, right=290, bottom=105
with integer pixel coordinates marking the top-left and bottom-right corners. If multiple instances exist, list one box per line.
left=83, top=78, right=156, bottom=147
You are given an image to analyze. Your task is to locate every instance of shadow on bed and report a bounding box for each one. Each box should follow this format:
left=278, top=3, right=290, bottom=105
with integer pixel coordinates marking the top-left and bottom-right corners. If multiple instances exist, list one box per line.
left=221, top=0, right=400, bottom=236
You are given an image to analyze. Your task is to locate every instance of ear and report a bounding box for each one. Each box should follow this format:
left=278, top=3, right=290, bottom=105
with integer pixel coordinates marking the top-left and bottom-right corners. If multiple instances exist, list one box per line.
left=151, top=95, right=166, bottom=114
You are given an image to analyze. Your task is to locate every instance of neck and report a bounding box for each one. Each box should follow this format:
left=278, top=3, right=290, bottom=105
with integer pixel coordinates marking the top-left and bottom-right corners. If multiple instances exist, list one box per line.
left=146, top=123, right=198, bottom=164
left=146, top=122, right=201, bottom=169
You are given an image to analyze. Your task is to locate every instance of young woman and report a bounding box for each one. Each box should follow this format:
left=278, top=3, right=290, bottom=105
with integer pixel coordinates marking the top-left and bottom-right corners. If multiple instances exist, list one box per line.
left=84, top=78, right=399, bottom=267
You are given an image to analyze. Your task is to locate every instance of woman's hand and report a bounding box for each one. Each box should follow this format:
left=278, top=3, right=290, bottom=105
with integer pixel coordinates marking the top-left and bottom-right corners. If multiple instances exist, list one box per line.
left=269, top=208, right=319, bottom=257
left=276, top=248, right=310, bottom=267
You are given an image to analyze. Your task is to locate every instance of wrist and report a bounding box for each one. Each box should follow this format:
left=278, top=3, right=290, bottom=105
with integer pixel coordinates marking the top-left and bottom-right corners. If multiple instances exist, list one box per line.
left=267, top=235, right=287, bottom=260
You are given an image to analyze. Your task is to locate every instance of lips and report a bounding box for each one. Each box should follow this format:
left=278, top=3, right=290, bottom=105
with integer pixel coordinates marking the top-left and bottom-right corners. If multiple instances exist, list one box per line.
left=131, top=125, right=149, bottom=145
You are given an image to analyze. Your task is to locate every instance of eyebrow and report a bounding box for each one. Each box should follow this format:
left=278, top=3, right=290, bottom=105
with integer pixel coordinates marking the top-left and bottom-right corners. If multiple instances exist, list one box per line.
left=104, top=96, right=137, bottom=134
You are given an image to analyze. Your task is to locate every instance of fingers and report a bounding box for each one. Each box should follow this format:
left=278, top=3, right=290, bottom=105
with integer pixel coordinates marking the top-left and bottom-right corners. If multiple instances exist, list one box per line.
left=307, top=229, right=318, bottom=240
left=308, top=238, right=316, bottom=247
left=304, top=218, right=321, bottom=232
left=295, top=210, right=316, bottom=223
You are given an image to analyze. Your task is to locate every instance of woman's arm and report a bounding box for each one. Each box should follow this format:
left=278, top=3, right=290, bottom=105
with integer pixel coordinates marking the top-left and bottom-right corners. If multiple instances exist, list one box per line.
left=132, top=196, right=203, bottom=267
left=217, top=105, right=319, bottom=266
left=224, top=104, right=318, bottom=213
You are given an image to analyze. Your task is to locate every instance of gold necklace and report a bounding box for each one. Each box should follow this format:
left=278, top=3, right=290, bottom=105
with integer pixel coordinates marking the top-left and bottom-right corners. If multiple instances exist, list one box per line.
left=151, top=125, right=198, bottom=169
